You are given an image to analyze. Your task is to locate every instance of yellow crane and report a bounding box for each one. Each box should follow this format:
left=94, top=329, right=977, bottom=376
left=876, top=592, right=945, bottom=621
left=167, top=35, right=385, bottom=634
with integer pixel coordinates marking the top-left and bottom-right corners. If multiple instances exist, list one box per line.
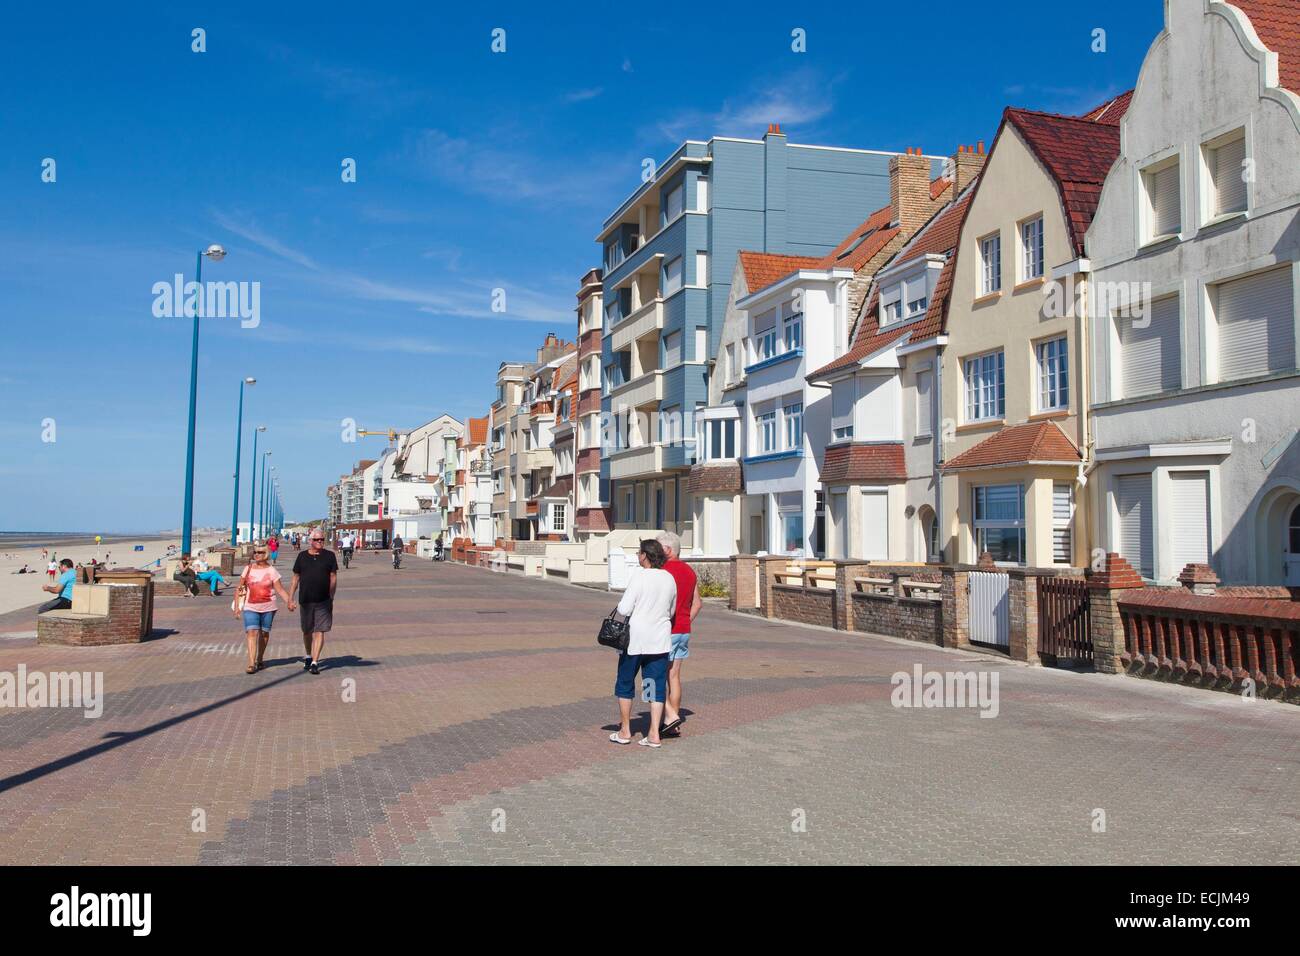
left=356, top=428, right=402, bottom=442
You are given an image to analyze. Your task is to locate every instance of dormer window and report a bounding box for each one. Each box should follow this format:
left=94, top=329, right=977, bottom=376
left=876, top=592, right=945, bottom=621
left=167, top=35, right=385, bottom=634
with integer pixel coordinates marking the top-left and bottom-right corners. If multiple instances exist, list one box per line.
left=883, top=300, right=901, bottom=324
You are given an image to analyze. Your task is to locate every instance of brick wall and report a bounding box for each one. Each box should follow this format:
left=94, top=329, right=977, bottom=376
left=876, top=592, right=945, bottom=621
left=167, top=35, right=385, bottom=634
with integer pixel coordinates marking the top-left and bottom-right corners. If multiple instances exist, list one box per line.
left=38, top=582, right=151, bottom=646
left=772, top=584, right=835, bottom=630
left=851, top=592, right=942, bottom=645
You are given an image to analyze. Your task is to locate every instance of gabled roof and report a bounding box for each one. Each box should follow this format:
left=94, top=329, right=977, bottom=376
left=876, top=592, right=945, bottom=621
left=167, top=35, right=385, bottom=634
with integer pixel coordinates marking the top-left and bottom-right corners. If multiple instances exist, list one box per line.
left=737, top=251, right=825, bottom=294
left=809, top=188, right=976, bottom=379
left=1079, top=89, right=1133, bottom=125
left=1003, top=102, right=1127, bottom=257
left=942, top=421, right=1081, bottom=471
left=1233, top=0, right=1300, bottom=94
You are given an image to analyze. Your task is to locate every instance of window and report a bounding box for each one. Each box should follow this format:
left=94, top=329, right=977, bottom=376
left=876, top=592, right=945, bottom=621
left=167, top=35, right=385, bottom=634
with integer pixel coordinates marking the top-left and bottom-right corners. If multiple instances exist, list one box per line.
left=883, top=300, right=901, bottom=324
left=979, top=233, right=1001, bottom=295
left=1118, top=294, right=1181, bottom=397
left=756, top=409, right=777, bottom=453
left=1169, top=472, right=1210, bottom=571
left=695, top=252, right=709, bottom=288
left=781, top=512, right=805, bottom=555
left=664, top=183, right=684, bottom=223
left=831, top=379, right=854, bottom=441
left=705, top=418, right=736, bottom=460
left=1144, top=159, right=1181, bottom=240
left=754, top=309, right=778, bottom=362
left=1036, top=336, right=1069, bottom=411
left=783, top=310, right=802, bottom=351
left=1020, top=216, right=1044, bottom=281
left=724, top=343, right=736, bottom=383
left=663, top=256, right=683, bottom=297
left=972, top=483, right=1025, bottom=564
left=915, top=369, right=933, bottom=437
left=964, top=351, right=1005, bottom=422
left=551, top=503, right=566, bottom=533
left=783, top=402, right=803, bottom=450
left=621, top=487, right=634, bottom=523
left=663, top=330, right=682, bottom=368
left=1116, top=474, right=1153, bottom=578
left=907, top=295, right=928, bottom=317
left=1052, top=482, right=1074, bottom=564
left=1213, top=266, right=1295, bottom=382
left=493, top=470, right=504, bottom=494
left=1208, top=131, right=1247, bottom=218
left=695, top=176, right=709, bottom=212
left=658, top=404, right=681, bottom=444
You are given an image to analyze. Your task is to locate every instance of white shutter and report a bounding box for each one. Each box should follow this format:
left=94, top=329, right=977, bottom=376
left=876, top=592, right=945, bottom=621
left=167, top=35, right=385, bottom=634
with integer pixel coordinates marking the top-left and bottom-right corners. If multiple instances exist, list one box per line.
left=915, top=369, right=933, bottom=436
left=1213, top=136, right=1247, bottom=215
left=861, top=490, right=889, bottom=560
left=695, top=252, right=709, bottom=288
left=1150, top=163, right=1181, bottom=237
left=1120, top=294, right=1181, bottom=397
left=831, top=494, right=848, bottom=559
left=665, top=184, right=684, bottom=221
left=753, top=307, right=777, bottom=334
left=1215, top=266, right=1294, bottom=381
left=695, top=177, right=709, bottom=212
left=1169, top=472, right=1210, bottom=571
left=1052, top=482, right=1074, bottom=564
left=663, top=330, right=681, bottom=368
left=1116, top=474, right=1153, bottom=578
left=663, top=257, right=683, bottom=296
left=831, top=379, right=854, bottom=433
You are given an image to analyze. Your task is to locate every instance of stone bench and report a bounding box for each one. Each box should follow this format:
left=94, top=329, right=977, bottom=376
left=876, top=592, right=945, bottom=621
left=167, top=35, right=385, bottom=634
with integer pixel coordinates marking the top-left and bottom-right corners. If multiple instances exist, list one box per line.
left=37, top=581, right=153, bottom=646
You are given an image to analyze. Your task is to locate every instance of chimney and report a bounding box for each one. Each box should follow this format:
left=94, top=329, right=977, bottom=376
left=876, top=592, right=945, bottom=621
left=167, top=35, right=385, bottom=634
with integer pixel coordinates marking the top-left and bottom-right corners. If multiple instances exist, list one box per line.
left=889, top=147, right=932, bottom=235
left=949, top=142, right=986, bottom=195
left=765, top=122, right=784, bottom=136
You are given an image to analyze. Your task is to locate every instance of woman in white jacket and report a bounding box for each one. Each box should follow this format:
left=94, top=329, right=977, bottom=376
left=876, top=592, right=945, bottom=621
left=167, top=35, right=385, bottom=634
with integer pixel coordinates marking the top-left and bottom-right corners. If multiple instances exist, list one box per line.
left=610, top=539, right=678, bottom=748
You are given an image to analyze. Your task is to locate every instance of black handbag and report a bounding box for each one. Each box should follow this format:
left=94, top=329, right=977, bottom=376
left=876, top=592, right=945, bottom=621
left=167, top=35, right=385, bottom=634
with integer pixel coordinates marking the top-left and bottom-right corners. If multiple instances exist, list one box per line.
left=597, top=610, right=630, bottom=652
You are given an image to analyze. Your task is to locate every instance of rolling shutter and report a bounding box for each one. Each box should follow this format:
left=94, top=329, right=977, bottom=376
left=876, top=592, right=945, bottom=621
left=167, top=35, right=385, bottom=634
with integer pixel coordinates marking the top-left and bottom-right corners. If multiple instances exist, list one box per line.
left=1052, top=482, right=1074, bottom=564
left=1215, top=266, right=1294, bottom=381
left=1169, top=472, right=1210, bottom=571
left=1116, top=474, right=1153, bottom=578
left=1120, top=294, right=1181, bottom=397
left=915, top=369, right=933, bottom=436
left=861, top=490, right=889, bottom=560
left=1150, top=163, right=1181, bottom=237
left=1213, top=136, right=1247, bottom=215
left=663, top=330, right=681, bottom=368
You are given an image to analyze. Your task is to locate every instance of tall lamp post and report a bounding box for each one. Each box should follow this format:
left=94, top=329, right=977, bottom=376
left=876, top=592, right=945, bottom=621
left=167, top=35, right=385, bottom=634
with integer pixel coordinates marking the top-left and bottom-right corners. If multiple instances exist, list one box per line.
left=260, top=453, right=273, bottom=538
left=229, top=378, right=256, bottom=546
left=180, top=243, right=227, bottom=557
left=247, top=426, right=266, bottom=543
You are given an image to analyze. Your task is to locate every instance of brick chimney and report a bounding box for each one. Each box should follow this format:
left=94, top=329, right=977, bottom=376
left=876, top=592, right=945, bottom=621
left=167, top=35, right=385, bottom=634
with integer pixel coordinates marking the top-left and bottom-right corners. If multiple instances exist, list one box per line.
left=889, top=147, right=932, bottom=235
left=950, top=142, right=986, bottom=196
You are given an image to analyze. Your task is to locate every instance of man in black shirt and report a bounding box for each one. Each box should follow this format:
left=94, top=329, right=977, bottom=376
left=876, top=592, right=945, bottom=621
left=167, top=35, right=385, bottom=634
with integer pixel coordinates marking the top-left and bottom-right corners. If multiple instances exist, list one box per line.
left=289, top=531, right=338, bottom=675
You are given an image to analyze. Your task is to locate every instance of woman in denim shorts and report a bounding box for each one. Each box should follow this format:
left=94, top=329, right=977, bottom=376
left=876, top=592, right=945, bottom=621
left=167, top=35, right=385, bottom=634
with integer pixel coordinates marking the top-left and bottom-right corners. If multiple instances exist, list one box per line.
left=234, top=544, right=294, bottom=674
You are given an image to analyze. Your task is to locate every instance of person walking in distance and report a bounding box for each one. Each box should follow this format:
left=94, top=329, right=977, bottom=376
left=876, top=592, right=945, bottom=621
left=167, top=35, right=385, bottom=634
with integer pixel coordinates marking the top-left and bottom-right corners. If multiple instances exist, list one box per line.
left=267, top=533, right=280, bottom=565
left=289, top=530, right=338, bottom=674
left=656, top=531, right=702, bottom=737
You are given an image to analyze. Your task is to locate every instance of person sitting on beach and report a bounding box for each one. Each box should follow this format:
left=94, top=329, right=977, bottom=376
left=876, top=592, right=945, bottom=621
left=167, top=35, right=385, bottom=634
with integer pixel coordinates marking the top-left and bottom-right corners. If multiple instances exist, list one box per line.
left=38, top=559, right=76, bottom=613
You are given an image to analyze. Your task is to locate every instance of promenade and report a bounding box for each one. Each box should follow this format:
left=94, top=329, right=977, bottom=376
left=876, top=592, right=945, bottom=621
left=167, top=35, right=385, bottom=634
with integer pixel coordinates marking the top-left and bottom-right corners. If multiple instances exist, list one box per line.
left=0, top=554, right=1294, bottom=865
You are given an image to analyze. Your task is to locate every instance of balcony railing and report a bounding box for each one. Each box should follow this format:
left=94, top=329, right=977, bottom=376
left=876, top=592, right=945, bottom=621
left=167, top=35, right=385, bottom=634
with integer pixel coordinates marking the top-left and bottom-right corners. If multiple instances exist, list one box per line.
left=607, top=443, right=664, bottom=480
left=609, top=299, right=664, bottom=352
left=608, top=369, right=664, bottom=411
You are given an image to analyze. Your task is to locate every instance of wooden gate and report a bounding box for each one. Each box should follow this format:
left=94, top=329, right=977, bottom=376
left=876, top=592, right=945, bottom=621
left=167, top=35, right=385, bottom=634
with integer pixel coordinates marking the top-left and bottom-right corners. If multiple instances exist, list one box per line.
left=1038, top=575, right=1092, bottom=663
left=969, top=570, right=1010, bottom=647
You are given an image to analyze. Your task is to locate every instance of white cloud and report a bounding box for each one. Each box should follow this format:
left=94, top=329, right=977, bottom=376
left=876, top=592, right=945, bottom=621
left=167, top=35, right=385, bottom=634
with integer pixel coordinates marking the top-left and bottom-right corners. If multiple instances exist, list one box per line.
left=564, top=87, right=603, bottom=103
left=653, top=69, right=840, bottom=143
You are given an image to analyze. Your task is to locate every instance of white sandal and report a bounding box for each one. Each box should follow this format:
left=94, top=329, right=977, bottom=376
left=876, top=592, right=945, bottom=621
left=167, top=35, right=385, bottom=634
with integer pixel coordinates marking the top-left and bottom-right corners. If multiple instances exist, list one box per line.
left=609, top=732, right=631, bottom=745
left=637, top=738, right=662, bottom=749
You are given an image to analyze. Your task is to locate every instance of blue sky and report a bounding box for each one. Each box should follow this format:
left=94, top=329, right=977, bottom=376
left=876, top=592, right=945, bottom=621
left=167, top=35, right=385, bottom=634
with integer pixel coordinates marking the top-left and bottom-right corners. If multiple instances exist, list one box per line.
left=0, top=1, right=1163, bottom=532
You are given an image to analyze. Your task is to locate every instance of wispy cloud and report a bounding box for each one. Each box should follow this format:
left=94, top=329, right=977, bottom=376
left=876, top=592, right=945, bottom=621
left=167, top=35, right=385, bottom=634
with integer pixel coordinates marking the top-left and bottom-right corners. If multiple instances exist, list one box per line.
left=621, top=57, right=633, bottom=73
left=563, top=87, right=603, bottom=103
left=652, top=69, right=841, bottom=143
left=212, top=211, right=321, bottom=271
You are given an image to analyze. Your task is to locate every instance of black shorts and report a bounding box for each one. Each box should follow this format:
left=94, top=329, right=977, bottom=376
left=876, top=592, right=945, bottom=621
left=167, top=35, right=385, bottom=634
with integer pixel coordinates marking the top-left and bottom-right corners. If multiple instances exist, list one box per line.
left=299, top=600, right=333, bottom=633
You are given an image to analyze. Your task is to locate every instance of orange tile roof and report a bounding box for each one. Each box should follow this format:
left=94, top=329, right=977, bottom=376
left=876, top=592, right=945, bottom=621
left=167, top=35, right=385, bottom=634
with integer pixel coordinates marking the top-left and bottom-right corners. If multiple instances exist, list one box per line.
left=809, top=189, right=975, bottom=379
left=820, top=443, right=907, bottom=484
left=738, top=251, right=825, bottom=293
left=1234, top=0, right=1300, bottom=93
left=929, top=176, right=952, bottom=200
left=1078, top=89, right=1133, bottom=125
left=942, top=421, right=1081, bottom=471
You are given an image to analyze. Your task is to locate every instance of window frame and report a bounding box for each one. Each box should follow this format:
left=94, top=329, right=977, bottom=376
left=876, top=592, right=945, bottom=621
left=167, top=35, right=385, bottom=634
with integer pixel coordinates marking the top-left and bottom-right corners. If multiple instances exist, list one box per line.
left=978, top=231, right=1002, bottom=296
left=1036, top=335, right=1070, bottom=412
left=1018, top=215, right=1044, bottom=283
left=963, top=350, right=1006, bottom=423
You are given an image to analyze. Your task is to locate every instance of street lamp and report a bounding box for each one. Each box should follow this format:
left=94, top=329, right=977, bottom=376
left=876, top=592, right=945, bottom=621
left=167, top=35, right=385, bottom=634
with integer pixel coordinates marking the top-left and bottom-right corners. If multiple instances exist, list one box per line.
left=260, top=453, right=273, bottom=538
left=229, top=378, right=256, bottom=546
left=180, top=243, right=227, bottom=557
left=247, top=426, right=266, bottom=543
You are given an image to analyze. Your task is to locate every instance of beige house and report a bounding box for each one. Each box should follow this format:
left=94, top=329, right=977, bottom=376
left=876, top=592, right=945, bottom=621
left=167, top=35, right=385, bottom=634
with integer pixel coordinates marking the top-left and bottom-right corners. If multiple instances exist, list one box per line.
left=939, top=96, right=1129, bottom=567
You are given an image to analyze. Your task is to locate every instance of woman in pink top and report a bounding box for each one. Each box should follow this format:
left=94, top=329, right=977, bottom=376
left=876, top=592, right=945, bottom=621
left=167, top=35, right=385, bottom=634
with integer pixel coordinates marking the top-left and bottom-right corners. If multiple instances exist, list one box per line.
left=233, top=543, right=295, bottom=674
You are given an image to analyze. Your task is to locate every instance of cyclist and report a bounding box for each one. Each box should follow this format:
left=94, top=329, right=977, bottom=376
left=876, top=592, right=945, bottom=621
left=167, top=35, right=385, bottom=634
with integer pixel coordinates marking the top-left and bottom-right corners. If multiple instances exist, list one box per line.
left=391, top=535, right=404, bottom=569
left=340, top=533, right=355, bottom=569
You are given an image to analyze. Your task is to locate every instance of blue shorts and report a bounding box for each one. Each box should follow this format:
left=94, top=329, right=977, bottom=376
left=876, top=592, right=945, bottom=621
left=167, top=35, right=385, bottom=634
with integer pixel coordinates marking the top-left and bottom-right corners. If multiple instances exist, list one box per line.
left=241, top=609, right=276, bottom=631
left=669, top=632, right=691, bottom=661
left=614, top=651, right=669, bottom=703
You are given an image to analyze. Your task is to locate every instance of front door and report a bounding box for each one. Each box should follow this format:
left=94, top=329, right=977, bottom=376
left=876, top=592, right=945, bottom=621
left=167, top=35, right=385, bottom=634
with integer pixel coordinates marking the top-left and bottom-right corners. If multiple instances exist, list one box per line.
left=1286, top=504, right=1300, bottom=586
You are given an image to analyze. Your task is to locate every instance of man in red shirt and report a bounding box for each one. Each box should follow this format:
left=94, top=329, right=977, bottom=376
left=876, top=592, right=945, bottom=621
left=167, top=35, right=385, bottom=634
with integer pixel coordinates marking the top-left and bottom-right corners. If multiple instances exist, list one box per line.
left=657, top=531, right=702, bottom=736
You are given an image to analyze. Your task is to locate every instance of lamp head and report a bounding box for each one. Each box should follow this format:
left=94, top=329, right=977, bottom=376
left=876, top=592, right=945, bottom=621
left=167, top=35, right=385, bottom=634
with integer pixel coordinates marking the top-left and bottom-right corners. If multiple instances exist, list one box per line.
left=245, top=377, right=256, bottom=385
left=203, top=243, right=227, bottom=261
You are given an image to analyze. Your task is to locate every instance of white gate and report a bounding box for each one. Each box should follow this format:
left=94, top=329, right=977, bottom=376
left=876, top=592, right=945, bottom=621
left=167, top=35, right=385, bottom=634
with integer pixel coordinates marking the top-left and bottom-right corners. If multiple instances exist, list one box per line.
left=969, top=570, right=1010, bottom=647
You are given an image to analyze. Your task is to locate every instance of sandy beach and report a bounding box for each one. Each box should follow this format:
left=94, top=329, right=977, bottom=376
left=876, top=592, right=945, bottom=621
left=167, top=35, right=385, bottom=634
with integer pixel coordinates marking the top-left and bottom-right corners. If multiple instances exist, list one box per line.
left=0, top=533, right=226, bottom=616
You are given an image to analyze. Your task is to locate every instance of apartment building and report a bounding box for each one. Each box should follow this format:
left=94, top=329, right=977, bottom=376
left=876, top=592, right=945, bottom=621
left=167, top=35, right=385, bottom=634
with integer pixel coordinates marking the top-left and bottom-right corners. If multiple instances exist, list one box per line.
left=600, top=123, right=940, bottom=547
left=451, top=416, right=493, bottom=546
left=536, top=359, right=579, bottom=540
left=693, top=147, right=964, bottom=556
left=490, top=361, right=527, bottom=542
left=386, top=415, right=462, bottom=523
left=938, top=97, right=1128, bottom=567
left=508, top=334, right=576, bottom=540
left=574, top=268, right=611, bottom=539
left=1085, top=0, right=1300, bottom=585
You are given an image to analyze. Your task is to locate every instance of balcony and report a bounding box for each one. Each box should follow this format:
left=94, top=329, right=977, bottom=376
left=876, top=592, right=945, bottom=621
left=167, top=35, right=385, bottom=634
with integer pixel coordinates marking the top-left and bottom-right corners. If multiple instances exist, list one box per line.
left=608, top=369, right=664, bottom=412
left=577, top=447, right=602, bottom=474
left=511, top=447, right=553, bottom=473
left=607, top=443, right=664, bottom=480
left=579, top=327, right=601, bottom=355
left=609, top=299, right=664, bottom=353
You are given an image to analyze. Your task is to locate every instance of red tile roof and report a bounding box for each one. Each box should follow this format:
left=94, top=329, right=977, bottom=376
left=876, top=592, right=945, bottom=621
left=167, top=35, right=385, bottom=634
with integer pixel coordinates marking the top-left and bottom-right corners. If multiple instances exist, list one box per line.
left=1003, top=105, right=1126, bottom=257
left=738, top=251, right=825, bottom=294
left=536, top=475, right=573, bottom=500
left=820, top=443, right=907, bottom=484
left=929, top=175, right=952, bottom=200
left=1078, top=89, right=1133, bottom=125
left=809, top=189, right=976, bottom=379
left=1234, top=0, right=1300, bottom=94
left=686, top=462, right=743, bottom=495
left=942, top=421, right=1081, bottom=471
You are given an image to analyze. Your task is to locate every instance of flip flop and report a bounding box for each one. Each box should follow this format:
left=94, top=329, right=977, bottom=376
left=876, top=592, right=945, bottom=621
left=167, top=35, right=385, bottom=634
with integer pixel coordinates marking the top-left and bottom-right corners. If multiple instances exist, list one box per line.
left=245, top=665, right=257, bottom=674
left=660, top=717, right=684, bottom=735
left=609, top=732, right=632, bottom=745
left=637, top=738, right=662, bottom=749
